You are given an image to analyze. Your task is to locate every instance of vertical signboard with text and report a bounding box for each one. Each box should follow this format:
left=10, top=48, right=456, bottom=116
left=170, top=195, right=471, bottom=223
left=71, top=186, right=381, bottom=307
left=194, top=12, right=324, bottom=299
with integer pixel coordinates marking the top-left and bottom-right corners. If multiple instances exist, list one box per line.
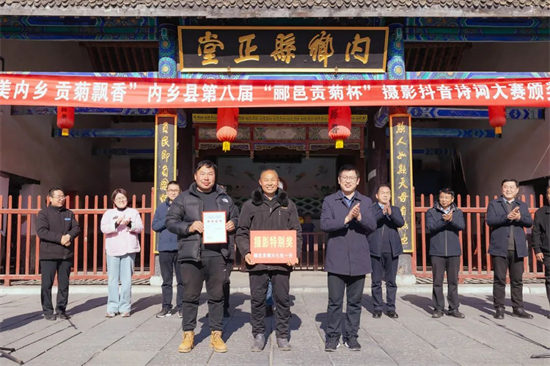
left=389, top=114, right=414, bottom=253
left=154, top=114, right=177, bottom=251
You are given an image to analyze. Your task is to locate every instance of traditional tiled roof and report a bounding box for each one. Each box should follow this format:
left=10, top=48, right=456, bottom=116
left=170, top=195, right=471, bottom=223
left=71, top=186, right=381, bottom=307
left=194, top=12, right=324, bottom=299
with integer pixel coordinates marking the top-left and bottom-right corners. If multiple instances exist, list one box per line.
left=1, top=0, right=549, bottom=17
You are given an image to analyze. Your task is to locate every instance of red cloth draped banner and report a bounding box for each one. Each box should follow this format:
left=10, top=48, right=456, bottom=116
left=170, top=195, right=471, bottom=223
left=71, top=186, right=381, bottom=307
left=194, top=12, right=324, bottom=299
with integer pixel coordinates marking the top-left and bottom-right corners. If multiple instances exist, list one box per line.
left=216, top=107, right=239, bottom=152
left=328, top=106, right=351, bottom=149
left=0, top=74, right=548, bottom=108
left=57, top=106, right=75, bottom=136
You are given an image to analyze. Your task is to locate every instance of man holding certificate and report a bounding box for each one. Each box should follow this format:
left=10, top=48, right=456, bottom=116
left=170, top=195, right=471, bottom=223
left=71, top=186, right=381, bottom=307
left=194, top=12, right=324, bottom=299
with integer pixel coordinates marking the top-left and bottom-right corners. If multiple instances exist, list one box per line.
left=236, top=169, right=302, bottom=352
left=166, top=160, right=239, bottom=354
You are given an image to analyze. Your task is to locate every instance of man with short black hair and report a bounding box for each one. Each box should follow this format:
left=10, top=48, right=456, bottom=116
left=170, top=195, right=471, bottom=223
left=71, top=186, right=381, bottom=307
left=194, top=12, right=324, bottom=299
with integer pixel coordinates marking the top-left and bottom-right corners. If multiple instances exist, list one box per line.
left=487, top=179, right=533, bottom=319
left=368, top=184, right=404, bottom=319
left=153, top=180, right=183, bottom=318
left=532, top=185, right=550, bottom=318
left=166, top=161, right=239, bottom=353
left=427, top=188, right=465, bottom=319
left=321, top=165, right=376, bottom=352
left=37, top=187, right=81, bottom=321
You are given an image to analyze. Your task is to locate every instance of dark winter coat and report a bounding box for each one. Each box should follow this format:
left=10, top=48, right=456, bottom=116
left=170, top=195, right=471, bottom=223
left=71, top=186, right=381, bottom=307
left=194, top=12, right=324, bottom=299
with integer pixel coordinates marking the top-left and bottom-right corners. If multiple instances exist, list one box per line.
left=367, top=203, right=405, bottom=257
left=152, top=198, right=178, bottom=252
left=532, top=205, right=550, bottom=256
left=236, top=188, right=302, bottom=272
left=486, top=197, right=533, bottom=258
left=165, top=183, right=239, bottom=262
left=320, top=191, right=377, bottom=276
left=426, top=202, right=465, bottom=257
left=36, top=205, right=81, bottom=261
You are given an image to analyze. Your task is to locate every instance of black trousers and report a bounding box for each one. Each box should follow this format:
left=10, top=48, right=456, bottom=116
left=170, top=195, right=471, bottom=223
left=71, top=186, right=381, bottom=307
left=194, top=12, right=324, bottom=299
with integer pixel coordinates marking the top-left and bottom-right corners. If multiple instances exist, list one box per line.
left=371, top=253, right=399, bottom=311
left=544, top=256, right=550, bottom=306
left=180, top=255, right=226, bottom=332
left=40, top=259, right=72, bottom=315
left=326, top=272, right=365, bottom=340
left=492, top=250, right=524, bottom=309
left=431, top=256, right=461, bottom=311
left=249, top=270, right=291, bottom=339
left=223, top=260, right=233, bottom=311
left=159, top=251, right=184, bottom=311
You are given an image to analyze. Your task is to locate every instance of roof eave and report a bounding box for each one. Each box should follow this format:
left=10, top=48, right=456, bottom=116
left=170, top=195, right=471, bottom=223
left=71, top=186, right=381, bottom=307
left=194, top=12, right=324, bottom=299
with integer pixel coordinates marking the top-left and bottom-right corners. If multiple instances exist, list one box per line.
left=0, top=6, right=548, bottom=18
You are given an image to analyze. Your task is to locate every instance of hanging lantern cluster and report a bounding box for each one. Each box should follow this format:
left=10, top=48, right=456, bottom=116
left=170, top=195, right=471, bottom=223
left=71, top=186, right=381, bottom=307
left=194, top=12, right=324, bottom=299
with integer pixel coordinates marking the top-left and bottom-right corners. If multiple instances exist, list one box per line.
left=216, top=108, right=239, bottom=152
left=57, top=107, right=75, bottom=137
left=488, top=106, right=506, bottom=137
left=327, top=106, right=351, bottom=149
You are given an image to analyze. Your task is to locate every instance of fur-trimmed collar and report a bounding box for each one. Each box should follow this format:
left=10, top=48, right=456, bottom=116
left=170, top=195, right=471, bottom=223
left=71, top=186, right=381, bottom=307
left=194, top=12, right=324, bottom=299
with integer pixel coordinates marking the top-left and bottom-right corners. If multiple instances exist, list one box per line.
left=252, top=188, right=289, bottom=207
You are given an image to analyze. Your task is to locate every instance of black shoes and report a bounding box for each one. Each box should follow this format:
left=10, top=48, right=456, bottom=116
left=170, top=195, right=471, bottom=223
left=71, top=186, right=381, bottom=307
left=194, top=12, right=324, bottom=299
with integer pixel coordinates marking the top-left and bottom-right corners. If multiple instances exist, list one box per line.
left=387, top=311, right=399, bottom=319
left=372, top=310, right=382, bottom=318
left=44, top=313, right=56, bottom=321
left=448, top=310, right=465, bottom=319
left=343, top=336, right=361, bottom=351
left=494, top=307, right=505, bottom=319
left=156, top=308, right=172, bottom=318
left=432, top=309, right=444, bottom=318
left=325, top=336, right=340, bottom=352
left=512, top=308, right=533, bottom=319
left=57, top=311, right=70, bottom=320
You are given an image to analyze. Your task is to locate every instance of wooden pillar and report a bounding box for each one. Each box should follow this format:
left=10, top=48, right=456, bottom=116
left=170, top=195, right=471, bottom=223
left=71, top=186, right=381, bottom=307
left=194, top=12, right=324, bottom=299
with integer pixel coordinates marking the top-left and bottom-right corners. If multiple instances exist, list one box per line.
left=388, top=23, right=415, bottom=282
left=152, top=21, right=178, bottom=279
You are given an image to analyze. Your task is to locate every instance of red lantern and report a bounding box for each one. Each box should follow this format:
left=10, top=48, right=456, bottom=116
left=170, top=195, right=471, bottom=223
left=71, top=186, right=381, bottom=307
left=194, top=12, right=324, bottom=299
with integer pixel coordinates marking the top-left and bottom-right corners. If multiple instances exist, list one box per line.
left=57, top=107, right=75, bottom=137
left=216, top=108, right=239, bottom=152
left=488, top=106, right=506, bottom=136
left=328, top=106, right=352, bottom=149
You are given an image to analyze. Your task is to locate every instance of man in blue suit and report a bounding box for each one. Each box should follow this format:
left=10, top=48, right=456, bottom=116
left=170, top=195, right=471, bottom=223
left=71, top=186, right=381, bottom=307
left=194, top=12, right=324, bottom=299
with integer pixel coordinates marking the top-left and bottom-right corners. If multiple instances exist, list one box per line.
left=367, top=184, right=404, bottom=319
left=487, top=178, right=533, bottom=319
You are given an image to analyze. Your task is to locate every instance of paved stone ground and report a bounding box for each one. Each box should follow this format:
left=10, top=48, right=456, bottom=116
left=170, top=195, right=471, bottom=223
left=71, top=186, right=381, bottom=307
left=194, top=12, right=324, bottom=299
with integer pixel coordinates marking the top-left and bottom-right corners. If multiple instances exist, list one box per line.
left=1, top=289, right=549, bottom=366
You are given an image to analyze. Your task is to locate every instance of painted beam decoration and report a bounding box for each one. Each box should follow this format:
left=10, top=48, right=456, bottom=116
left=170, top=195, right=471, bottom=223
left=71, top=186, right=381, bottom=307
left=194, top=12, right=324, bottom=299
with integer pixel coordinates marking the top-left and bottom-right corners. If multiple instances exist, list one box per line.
left=178, top=26, right=388, bottom=73
left=154, top=114, right=177, bottom=205
left=389, top=114, right=415, bottom=253
left=1, top=74, right=549, bottom=108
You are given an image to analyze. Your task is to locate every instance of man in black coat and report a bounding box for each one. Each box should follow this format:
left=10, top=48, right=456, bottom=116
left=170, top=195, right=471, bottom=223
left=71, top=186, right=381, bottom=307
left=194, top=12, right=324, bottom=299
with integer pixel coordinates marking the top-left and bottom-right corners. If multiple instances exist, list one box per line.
left=487, top=178, right=533, bottom=319
left=367, top=184, right=404, bottom=319
left=320, top=165, right=376, bottom=352
left=236, top=169, right=302, bottom=352
left=532, top=185, right=550, bottom=318
left=166, top=160, right=239, bottom=354
left=426, top=188, right=465, bottom=319
left=36, top=187, right=81, bottom=321
left=152, top=180, right=183, bottom=319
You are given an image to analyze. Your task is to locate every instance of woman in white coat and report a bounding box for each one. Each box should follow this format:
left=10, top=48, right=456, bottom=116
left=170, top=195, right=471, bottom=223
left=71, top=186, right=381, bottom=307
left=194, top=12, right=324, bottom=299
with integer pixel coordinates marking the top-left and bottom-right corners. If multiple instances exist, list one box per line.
left=100, top=188, right=143, bottom=318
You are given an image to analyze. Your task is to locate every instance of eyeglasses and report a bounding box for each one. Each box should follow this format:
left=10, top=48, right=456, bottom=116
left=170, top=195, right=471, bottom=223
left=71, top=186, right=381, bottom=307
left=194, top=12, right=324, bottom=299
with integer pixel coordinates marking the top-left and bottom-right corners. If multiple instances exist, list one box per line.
left=52, top=195, right=65, bottom=200
left=339, top=176, right=358, bottom=182
left=167, top=189, right=180, bottom=193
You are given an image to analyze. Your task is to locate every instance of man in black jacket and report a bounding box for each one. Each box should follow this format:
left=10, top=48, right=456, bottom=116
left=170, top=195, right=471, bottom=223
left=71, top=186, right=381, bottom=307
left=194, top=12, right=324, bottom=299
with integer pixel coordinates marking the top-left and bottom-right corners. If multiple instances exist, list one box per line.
left=36, top=187, right=81, bottom=321
left=236, top=169, right=302, bottom=352
left=487, top=178, right=533, bottom=319
left=426, top=188, right=465, bottom=319
left=166, top=161, right=239, bottom=354
left=532, top=185, right=550, bottom=318
left=367, top=184, right=404, bottom=319
left=152, top=180, right=183, bottom=319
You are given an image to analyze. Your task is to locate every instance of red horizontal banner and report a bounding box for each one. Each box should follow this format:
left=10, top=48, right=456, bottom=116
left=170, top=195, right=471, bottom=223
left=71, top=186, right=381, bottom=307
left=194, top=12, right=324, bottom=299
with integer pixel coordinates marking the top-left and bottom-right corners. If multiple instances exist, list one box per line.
left=0, top=74, right=549, bottom=108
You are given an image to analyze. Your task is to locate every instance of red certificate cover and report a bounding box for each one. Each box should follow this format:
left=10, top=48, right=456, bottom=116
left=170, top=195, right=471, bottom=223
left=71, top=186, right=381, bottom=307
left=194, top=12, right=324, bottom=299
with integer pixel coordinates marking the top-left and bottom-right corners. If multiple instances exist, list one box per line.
left=250, top=230, right=297, bottom=264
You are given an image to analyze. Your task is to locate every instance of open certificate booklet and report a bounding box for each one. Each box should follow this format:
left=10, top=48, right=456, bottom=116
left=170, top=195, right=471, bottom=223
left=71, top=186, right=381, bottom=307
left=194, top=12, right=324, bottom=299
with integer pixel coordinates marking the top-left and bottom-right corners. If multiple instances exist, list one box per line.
left=202, top=211, right=227, bottom=244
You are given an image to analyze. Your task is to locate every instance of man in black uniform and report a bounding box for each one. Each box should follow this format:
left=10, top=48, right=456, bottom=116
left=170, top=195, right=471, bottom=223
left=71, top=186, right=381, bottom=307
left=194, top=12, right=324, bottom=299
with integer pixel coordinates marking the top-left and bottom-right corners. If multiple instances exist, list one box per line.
left=37, top=187, right=81, bottom=321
